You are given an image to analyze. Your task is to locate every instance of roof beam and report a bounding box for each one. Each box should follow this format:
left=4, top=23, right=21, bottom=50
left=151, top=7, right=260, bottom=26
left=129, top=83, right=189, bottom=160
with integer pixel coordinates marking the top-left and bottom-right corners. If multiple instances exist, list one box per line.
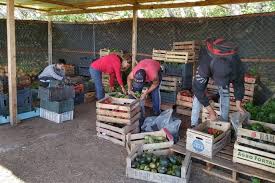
left=0, top=2, right=49, bottom=12
left=48, top=0, right=272, bottom=16
left=34, top=0, right=86, bottom=10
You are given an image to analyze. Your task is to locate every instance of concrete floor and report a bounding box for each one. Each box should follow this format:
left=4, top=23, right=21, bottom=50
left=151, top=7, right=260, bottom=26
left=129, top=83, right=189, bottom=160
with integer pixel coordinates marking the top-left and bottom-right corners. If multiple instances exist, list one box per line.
left=0, top=102, right=228, bottom=183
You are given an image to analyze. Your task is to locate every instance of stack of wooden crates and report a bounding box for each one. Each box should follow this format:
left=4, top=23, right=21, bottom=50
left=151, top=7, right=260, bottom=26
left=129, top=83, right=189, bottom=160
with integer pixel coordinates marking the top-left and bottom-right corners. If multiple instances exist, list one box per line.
left=96, top=96, right=141, bottom=146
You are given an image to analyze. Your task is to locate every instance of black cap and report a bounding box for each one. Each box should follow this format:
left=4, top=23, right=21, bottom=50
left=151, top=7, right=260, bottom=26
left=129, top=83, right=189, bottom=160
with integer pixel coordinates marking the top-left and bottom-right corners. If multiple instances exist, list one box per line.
left=133, top=69, right=146, bottom=90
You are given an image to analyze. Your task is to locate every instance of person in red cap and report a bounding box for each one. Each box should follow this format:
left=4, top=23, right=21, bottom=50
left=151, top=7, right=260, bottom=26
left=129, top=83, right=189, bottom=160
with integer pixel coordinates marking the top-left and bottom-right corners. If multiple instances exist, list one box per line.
left=90, top=53, right=131, bottom=100
left=191, top=38, right=246, bottom=127
left=127, top=59, right=161, bottom=115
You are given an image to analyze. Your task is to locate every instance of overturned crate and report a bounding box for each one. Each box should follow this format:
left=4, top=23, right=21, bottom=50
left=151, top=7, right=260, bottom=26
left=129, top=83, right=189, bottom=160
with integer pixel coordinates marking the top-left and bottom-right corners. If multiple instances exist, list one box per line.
left=186, top=121, right=231, bottom=158
left=126, top=145, right=192, bottom=183
left=233, top=120, right=275, bottom=174
left=172, top=41, right=201, bottom=52
left=126, top=128, right=174, bottom=154
left=96, top=120, right=140, bottom=147
left=96, top=96, right=141, bottom=125
left=165, top=51, right=189, bottom=64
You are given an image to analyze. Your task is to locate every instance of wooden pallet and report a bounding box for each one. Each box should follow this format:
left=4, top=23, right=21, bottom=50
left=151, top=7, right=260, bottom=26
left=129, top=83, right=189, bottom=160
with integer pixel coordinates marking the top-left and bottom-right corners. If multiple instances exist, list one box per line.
left=126, top=128, right=174, bottom=154
left=126, top=145, right=192, bottom=183
left=233, top=120, right=275, bottom=174
left=171, top=139, right=275, bottom=183
left=161, top=76, right=182, bottom=92
left=152, top=49, right=167, bottom=61
left=96, top=120, right=140, bottom=147
left=165, top=51, right=189, bottom=64
left=96, top=96, right=141, bottom=125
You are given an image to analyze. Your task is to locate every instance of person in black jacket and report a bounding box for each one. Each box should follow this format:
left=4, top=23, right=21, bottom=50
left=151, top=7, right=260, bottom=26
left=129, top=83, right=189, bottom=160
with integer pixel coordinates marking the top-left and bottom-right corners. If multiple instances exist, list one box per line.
left=191, top=38, right=246, bottom=127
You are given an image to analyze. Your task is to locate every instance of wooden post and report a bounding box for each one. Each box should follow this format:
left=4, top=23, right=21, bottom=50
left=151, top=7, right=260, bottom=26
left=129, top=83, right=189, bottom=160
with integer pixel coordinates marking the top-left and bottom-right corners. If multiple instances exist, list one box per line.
left=132, top=9, right=138, bottom=68
left=48, top=16, right=53, bottom=65
left=6, top=0, right=17, bottom=125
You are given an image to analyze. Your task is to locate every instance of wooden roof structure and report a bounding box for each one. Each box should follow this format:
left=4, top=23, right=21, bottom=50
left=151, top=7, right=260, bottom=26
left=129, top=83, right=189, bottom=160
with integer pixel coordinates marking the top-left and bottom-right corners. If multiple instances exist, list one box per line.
left=0, top=0, right=273, bottom=15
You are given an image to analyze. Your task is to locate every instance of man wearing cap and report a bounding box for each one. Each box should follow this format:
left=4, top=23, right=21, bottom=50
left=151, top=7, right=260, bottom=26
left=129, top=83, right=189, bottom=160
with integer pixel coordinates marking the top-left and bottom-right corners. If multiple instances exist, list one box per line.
left=127, top=59, right=161, bottom=115
left=191, top=38, right=246, bottom=127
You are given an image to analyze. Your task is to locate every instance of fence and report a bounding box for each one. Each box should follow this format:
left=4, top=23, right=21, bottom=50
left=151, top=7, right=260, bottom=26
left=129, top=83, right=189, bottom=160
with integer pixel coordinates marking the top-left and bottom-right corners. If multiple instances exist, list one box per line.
left=0, top=12, right=274, bottom=102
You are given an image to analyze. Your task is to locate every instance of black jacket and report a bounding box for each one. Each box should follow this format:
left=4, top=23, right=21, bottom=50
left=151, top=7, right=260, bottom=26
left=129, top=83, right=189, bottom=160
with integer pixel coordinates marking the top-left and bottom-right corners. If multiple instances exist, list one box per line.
left=193, top=48, right=245, bottom=107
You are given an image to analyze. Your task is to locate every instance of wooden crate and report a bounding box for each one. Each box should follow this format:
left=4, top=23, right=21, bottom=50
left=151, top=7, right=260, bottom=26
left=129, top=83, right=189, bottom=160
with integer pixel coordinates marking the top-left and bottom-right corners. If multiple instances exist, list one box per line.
left=186, top=121, right=231, bottom=158
left=173, top=41, right=201, bottom=52
left=152, top=49, right=167, bottom=61
left=96, top=120, right=140, bottom=147
left=233, top=120, right=275, bottom=174
left=63, top=64, right=75, bottom=76
left=165, top=51, right=189, bottom=64
left=99, top=48, right=123, bottom=58
left=126, top=145, right=192, bottom=183
left=160, top=76, right=182, bottom=92
left=171, top=140, right=275, bottom=183
left=84, top=92, right=95, bottom=103
left=126, top=128, right=174, bottom=154
left=176, top=91, right=193, bottom=116
left=145, top=100, right=175, bottom=111
left=244, top=74, right=256, bottom=84
left=96, top=96, right=141, bottom=125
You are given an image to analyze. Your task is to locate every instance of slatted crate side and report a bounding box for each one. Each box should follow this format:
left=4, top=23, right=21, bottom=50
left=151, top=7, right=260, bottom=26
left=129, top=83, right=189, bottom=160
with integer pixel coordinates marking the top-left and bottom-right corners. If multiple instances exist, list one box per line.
left=207, top=84, right=255, bottom=97
left=152, top=49, right=167, bottom=61
left=99, top=48, right=123, bottom=58
left=165, top=51, right=189, bottom=64
left=244, top=75, right=256, bottom=84
left=173, top=41, right=201, bottom=51
left=126, top=128, right=174, bottom=153
left=161, top=76, right=182, bottom=92
left=96, top=96, right=139, bottom=112
left=233, top=142, right=275, bottom=174
left=186, top=121, right=231, bottom=158
left=126, top=145, right=192, bottom=183
left=96, top=120, right=140, bottom=147
left=177, top=93, right=193, bottom=103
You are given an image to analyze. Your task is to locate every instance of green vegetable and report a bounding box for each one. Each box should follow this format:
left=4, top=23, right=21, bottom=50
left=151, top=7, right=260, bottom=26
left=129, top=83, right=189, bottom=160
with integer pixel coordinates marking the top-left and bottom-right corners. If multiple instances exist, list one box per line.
left=157, top=166, right=167, bottom=174
left=151, top=169, right=157, bottom=173
left=159, top=157, right=169, bottom=167
left=144, top=165, right=150, bottom=171
left=251, top=123, right=265, bottom=132
left=251, top=177, right=261, bottom=183
left=139, top=164, right=146, bottom=170
left=149, top=162, right=156, bottom=169
left=175, top=168, right=181, bottom=177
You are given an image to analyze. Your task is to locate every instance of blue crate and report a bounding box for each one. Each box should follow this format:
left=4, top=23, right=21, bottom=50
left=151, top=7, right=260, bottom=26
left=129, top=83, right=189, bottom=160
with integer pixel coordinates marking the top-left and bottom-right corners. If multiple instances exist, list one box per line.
left=160, top=91, right=177, bottom=104
left=0, top=88, right=33, bottom=115
left=38, top=86, right=75, bottom=101
left=79, top=56, right=97, bottom=67
left=40, top=99, right=74, bottom=114
left=74, top=93, right=85, bottom=105
left=77, top=66, right=90, bottom=77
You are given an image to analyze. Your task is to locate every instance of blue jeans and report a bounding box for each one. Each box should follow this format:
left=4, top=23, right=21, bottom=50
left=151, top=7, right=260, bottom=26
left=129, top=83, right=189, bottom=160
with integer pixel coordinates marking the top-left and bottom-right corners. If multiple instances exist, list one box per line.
left=191, top=86, right=230, bottom=126
left=89, top=67, right=105, bottom=100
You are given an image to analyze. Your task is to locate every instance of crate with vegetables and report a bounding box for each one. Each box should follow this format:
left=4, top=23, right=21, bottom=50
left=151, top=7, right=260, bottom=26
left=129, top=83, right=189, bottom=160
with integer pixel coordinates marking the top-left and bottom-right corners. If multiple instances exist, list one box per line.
left=96, top=120, right=139, bottom=147
left=126, top=145, right=191, bottom=183
left=176, top=90, right=194, bottom=116
left=96, top=96, right=141, bottom=125
left=186, top=121, right=231, bottom=158
left=63, top=64, right=75, bottom=76
left=126, top=128, right=174, bottom=154
left=233, top=100, right=275, bottom=173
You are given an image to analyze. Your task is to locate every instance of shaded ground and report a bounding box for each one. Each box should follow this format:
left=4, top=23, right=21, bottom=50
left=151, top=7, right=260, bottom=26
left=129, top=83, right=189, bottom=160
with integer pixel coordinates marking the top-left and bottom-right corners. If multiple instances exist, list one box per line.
left=0, top=102, right=228, bottom=183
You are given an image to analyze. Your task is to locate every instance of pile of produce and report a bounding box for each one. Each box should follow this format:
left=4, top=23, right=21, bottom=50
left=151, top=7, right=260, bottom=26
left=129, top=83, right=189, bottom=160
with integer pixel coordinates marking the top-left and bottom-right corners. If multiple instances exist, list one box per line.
left=131, top=152, right=182, bottom=177
left=109, top=92, right=128, bottom=99
left=144, top=135, right=168, bottom=144
left=204, top=128, right=223, bottom=138
left=244, top=100, right=275, bottom=123
left=243, top=122, right=275, bottom=134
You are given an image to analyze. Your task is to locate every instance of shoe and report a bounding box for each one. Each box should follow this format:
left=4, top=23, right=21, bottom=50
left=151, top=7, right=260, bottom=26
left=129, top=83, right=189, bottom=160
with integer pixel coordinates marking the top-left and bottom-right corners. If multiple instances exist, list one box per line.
left=190, top=125, right=196, bottom=129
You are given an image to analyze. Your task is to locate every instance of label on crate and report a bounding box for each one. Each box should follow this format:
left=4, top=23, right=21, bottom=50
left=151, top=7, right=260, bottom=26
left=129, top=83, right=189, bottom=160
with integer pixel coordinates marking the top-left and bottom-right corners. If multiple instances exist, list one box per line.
left=192, top=139, right=205, bottom=152
left=236, top=150, right=275, bottom=168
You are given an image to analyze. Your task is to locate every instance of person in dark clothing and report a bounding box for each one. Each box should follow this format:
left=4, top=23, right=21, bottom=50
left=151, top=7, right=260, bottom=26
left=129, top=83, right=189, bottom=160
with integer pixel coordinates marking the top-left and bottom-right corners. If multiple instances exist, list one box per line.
left=191, top=38, right=246, bottom=126
left=38, top=59, right=67, bottom=87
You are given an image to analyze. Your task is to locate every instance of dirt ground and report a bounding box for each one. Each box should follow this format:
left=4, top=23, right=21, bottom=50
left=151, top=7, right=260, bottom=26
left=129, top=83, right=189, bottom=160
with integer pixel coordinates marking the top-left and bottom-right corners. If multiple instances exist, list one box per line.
left=0, top=102, right=228, bottom=183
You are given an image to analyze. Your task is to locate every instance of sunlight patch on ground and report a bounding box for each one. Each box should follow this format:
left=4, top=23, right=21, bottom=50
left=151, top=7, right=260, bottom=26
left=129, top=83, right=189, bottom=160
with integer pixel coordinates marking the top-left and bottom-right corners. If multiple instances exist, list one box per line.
left=0, top=165, right=25, bottom=183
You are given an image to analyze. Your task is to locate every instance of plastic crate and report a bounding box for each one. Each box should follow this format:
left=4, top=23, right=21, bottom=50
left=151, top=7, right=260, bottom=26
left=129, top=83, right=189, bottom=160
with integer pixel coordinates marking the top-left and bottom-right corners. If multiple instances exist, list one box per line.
left=38, top=86, right=75, bottom=101
left=79, top=56, right=97, bottom=67
left=74, top=93, right=85, bottom=105
left=77, top=66, right=90, bottom=77
left=84, top=80, right=95, bottom=92
left=160, top=91, right=177, bottom=104
left=0, top=93, right=8, bottom=115
left=40, top=99, right=74, bottom=114
left=40, top=108, right=74, bottom=123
